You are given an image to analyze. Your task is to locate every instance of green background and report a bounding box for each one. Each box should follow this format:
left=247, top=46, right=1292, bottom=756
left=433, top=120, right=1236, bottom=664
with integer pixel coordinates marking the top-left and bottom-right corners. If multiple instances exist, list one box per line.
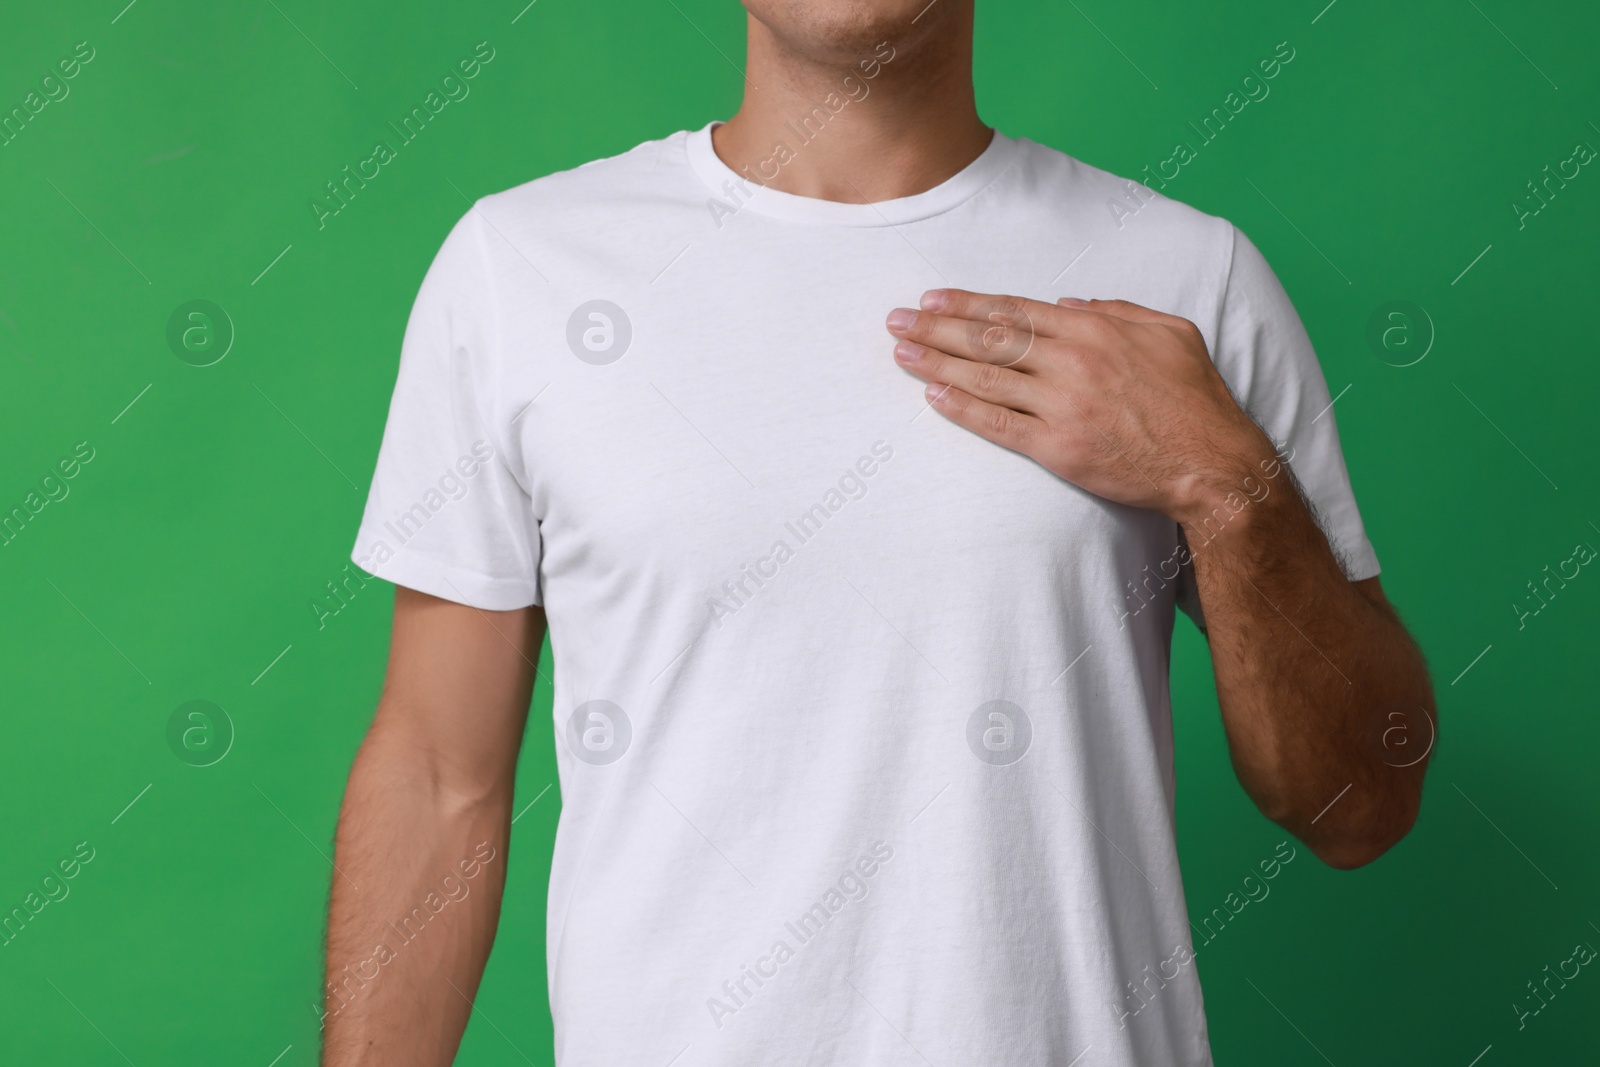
left=2, top=0, right=1596, bottom=1063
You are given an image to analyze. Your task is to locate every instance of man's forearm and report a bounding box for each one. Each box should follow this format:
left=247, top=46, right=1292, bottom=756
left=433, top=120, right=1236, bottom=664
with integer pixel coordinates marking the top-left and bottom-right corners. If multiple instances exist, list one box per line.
left=1180, top=461, right=1435, bottom=869
left=322, top=712, right=513, bottom=1065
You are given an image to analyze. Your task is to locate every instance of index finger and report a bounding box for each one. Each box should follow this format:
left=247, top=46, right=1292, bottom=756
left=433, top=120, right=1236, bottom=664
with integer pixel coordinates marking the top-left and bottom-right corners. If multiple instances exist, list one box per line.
left=918, top=289, right=1073, bottom=343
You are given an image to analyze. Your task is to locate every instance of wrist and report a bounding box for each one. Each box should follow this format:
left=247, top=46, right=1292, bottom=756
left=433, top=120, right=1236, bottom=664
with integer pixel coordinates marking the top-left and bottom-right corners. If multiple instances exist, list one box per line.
left=1170, top=429, right=1286, bottom=538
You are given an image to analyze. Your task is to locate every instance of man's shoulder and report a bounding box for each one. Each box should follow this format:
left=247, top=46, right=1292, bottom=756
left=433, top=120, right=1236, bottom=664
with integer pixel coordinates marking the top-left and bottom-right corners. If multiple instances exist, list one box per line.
left=476, top=128, right=694, bottom=219
left=427, top=128, right=703, bottom=285
left=1007, top=133, right=1234, bottom=254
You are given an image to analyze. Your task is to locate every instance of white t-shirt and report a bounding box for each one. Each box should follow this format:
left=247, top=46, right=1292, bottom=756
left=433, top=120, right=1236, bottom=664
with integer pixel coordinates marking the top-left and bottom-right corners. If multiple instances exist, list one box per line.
left=352, top=121, right=1379, bottom=1067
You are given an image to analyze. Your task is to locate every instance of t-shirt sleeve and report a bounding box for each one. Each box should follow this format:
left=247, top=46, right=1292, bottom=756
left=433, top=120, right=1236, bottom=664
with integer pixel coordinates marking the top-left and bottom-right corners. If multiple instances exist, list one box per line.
left=350, top=207, right=543, bottom=610
left=1176, top=224, right=1380, bottom=629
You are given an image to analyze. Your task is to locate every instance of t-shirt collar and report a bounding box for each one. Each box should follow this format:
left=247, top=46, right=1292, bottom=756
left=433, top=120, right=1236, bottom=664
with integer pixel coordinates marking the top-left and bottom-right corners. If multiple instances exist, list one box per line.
left=685, top=119, right=1019, bottom=227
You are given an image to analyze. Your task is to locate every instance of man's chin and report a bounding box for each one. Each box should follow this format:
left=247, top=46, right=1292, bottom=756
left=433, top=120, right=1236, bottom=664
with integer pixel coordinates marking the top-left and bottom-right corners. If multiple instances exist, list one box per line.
left=744, top=0, right=957, bottom=59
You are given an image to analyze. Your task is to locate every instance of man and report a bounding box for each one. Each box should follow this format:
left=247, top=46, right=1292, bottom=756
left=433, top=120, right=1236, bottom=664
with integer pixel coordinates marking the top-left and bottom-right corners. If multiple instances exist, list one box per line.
left=324, top=1, right=1436, bottom=1063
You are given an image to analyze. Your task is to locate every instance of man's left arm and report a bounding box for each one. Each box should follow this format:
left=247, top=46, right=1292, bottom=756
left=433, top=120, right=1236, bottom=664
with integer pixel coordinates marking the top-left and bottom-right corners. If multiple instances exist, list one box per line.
left=1174, top=466, right=1435, bottom=869
left=885, top=286, right=1435, bottom=869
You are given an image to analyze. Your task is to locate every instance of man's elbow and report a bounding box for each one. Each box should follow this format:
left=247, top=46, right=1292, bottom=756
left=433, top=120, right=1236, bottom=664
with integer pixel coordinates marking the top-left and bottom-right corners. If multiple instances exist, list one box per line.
left=1306, top=794, right=1422, bottom=870
left=1309, top=835, right=1396, bottom=871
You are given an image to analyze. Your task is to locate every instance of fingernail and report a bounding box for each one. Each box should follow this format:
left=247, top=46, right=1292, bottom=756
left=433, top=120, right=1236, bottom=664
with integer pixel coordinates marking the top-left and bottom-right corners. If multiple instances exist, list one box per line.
left=894, top=340, right=924, bottom=363
left=886, top=308, right=917, bottom=332
left=1060, top=297, right=1091, bottom=307
left=925, top=383, right=948, bottom=403
left=920, top=290, right=948, bottom=311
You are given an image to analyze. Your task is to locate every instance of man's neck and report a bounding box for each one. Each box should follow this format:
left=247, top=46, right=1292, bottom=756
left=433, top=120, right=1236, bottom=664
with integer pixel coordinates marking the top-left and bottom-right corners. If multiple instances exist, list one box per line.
left=711, top=5, right=992, bottom=205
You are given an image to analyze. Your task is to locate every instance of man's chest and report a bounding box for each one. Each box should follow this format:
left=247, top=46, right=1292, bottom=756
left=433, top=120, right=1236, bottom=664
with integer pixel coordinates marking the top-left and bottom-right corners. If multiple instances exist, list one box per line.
left=500, top=261, right=1182, bottom=617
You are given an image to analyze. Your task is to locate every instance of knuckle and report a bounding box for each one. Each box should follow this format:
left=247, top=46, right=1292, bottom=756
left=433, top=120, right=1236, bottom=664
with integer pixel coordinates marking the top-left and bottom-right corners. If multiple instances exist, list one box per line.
left=966, top=317, right=1000, bottom=354
left=993, top=295, right=1029, bottom=322
left=998, top=300, right=1036, bottom=344
left=1057, top=344, right=1087, bottom=376
left=1077, top=313, right=1113, bottom=341
left=984, top=405, right=1015, bottom=438
left=973, top=361, right=1006, bottom=393
left=971, top=297, right=1036, bottom=358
